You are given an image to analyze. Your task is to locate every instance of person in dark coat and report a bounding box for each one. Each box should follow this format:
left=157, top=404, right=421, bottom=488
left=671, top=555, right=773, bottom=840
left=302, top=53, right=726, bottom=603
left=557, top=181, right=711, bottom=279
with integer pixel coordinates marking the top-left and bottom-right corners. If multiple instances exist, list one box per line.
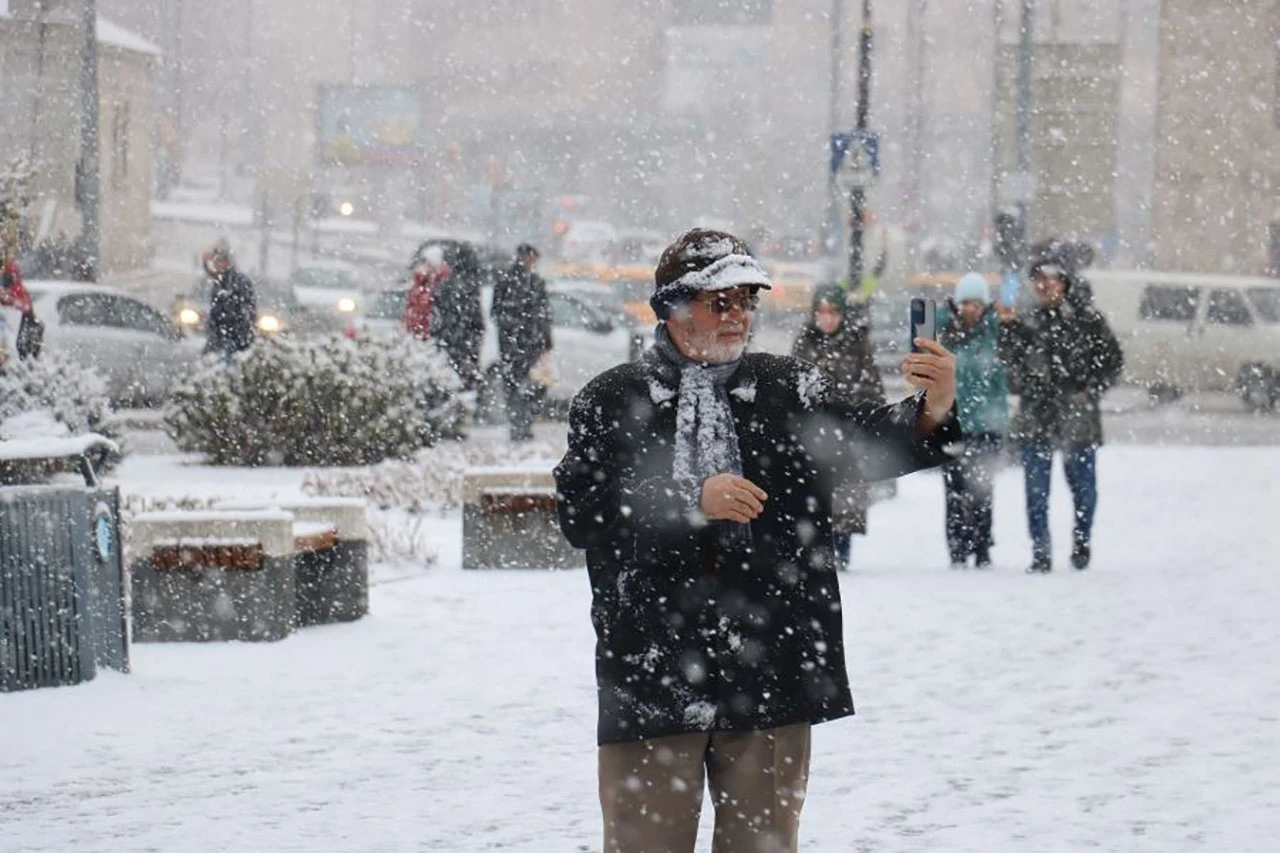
left=790, top=283, right=885, bottom=570
left=554, top=228, right=960, bottom=853
left=202, top=239, right=256, bottom=362
left=430, top=242, right=485, bottom=389
left=998, top=240, right=1123, bottom=573
left=491, top=243, right=553, bottom=442
left=938, top=273, right=1010, bottom=569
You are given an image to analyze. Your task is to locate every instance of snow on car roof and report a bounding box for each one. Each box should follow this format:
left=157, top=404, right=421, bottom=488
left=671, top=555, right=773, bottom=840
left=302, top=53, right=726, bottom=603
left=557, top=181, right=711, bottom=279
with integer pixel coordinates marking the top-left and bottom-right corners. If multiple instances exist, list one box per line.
left=23, top=280, right=130, bottom=298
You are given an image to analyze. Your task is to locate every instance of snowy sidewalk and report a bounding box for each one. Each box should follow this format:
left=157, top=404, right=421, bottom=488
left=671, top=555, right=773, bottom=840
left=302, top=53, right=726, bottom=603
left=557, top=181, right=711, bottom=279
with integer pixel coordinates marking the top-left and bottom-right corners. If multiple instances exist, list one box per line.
left=3, top=446, right=1279, bottom=851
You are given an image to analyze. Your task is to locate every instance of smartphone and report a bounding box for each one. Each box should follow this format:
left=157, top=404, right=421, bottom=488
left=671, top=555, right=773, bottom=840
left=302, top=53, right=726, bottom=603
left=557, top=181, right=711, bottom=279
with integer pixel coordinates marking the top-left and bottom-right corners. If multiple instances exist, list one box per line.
left=909, top=297, right=936, bottom=352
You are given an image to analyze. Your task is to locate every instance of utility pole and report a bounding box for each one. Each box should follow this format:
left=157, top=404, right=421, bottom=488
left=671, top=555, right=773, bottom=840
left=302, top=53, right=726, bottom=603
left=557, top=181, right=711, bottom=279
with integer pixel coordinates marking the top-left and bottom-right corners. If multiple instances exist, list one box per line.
left=76, top=0, right=100, bottom=280
left=906, top=0, right=926, bottom=266
left=1014, top=0, right=1034, bottom=265
left=847, top=0, right=872, bottom=291
left=825, top=0, right=844, bottom=257
left=988, top=0, right=1004, bottom=235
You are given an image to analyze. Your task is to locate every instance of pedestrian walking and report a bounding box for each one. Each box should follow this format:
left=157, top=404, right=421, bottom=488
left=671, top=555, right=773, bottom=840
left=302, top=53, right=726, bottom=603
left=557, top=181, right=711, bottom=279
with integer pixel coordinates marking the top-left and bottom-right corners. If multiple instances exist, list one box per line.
left=938, top=272, right=1009, bottom=568
left=491, top=243, right=553, bottom=442
left=0, top=252, right=42, bottom=361
left=431, top=242, right=485, bottom=389
left=790, top=283, right=885, bottom=570
left=999, top=241, right=1123, bottom=573
left=202, top=239, right=256, bottom=362
left=554, top=228, right=960, bottom=853
left=403, top=245, right=449, bottom=341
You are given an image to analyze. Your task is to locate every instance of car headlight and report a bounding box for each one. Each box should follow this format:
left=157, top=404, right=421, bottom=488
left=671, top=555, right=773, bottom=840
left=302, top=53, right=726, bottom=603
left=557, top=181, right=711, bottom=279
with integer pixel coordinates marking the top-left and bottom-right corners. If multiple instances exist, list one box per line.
left=338, top=201, right=355, bottom=217
left=178, top=307, right=202, bottom=326
left=336, top=297, right=357, bottom=313
left=257, top=314, right=283, bottom=333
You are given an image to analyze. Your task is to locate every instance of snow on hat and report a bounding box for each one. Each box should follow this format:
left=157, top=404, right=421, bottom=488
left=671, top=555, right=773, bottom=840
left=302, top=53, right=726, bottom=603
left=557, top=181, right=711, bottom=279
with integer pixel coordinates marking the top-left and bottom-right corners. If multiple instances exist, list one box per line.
left=954, top=272, right=991, bottom=304
left=651, top=228, right=771, bottom=320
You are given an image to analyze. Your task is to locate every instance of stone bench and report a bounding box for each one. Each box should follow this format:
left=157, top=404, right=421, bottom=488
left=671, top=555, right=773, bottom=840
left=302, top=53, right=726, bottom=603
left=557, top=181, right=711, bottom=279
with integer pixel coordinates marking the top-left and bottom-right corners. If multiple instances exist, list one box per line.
left=130, top=510, right=297, bottom=642
left=461, top=465, right=582, bottom=570
left=216, top=498, right=369, bottom=627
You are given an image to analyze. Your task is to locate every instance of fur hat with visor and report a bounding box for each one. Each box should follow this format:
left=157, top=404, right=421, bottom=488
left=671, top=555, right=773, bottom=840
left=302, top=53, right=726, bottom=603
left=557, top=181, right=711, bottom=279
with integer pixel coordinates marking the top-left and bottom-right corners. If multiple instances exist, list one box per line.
left=650, top=228, right=772, bottom=320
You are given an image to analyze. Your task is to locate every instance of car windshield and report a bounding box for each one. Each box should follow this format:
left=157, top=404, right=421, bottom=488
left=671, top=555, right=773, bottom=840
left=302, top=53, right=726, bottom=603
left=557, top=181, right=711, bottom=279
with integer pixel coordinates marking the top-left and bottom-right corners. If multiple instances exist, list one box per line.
left=1245, top=286, right=1280, bottom=322
left=291, top=268, right=357, bottom=289
left=367, top=290, right=407, bottom=320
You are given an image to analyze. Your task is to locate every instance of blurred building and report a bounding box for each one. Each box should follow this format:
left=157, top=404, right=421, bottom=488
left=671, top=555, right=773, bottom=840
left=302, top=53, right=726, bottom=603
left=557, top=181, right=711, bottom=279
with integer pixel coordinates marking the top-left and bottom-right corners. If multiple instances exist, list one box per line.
left=1147, top=0, right=1280, bottom=276
left=0, top=0, right=158, bottom=274
left=991, top=2, right=1121, bottom=258
left=94, top=0, right=888, bottom=245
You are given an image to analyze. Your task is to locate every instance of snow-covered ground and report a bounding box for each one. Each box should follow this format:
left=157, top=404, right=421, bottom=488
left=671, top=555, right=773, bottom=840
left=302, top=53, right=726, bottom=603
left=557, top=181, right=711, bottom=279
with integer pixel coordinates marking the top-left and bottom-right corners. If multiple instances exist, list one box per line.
left=4, top=442, right=1280, bottom=851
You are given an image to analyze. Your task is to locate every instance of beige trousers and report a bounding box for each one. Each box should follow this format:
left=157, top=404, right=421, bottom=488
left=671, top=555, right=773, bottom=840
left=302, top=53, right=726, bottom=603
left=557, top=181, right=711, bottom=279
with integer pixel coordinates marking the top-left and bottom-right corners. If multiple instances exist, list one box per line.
left=598, top=724, right=812, bottom=853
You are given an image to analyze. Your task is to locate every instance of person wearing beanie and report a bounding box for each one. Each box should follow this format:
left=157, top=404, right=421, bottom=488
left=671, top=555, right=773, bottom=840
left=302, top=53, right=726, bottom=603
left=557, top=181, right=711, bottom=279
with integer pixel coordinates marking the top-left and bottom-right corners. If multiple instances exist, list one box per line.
left=999, top=243, right=1123, bottom=573
left=555, top=227, right=961, bottom=851
left=938, top=273, right=1010, bottom=569
left=791, top=283, right=885, bottom=571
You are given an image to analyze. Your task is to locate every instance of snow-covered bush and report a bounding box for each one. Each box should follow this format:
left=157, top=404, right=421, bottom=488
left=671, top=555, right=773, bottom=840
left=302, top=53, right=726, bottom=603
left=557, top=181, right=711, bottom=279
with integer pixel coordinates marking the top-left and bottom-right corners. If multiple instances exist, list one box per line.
left=303, top=437, right=565, bottom=511
left=0, top=350, right=117, bottom=441
left=164, top=334, right=466, bottom=467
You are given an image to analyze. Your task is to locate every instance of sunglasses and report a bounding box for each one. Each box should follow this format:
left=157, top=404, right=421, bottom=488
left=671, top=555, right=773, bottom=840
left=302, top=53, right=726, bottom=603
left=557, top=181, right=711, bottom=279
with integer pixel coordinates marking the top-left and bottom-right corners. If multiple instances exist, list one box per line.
left=694, top=290, right=761, bottom=315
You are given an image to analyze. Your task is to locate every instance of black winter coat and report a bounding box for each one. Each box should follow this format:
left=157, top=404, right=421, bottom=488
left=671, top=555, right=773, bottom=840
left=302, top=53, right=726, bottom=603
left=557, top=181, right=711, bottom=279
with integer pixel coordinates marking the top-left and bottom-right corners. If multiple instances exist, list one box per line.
left=791, top=320, right=886, bottom=535
left=998, top=293, right=1123, bottom=448
left=204, top=269, right=256, bottom=356
left=554, top=349, right=959, bottom=745
left=432, top=267, right=484, bottom=384
left=491, top=263, right=553, bottom=371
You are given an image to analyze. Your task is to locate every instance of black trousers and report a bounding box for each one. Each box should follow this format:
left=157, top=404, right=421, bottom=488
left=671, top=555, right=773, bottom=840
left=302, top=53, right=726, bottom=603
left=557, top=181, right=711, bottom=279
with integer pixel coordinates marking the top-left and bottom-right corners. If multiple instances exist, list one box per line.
left=943, top=433, right=1003, bottom=561
left=500, top=357, right=538, bottom=441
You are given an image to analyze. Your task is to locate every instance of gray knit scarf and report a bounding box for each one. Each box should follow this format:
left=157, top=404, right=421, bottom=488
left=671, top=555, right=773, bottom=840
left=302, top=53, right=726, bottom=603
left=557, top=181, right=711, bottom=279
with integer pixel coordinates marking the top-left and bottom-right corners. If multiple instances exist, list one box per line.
left=653, top=324, right=751, bottom=551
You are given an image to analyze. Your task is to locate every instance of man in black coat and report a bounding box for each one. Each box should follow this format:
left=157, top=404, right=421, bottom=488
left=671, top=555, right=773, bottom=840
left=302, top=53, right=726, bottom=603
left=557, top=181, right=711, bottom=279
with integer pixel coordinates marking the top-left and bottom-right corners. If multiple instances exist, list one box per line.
left=430, top=242, right=485, bottom=389
left=202, top=240, right=256, bottom=362
left=554, top=228, right=960, bottom=852
left=998, top=240, right=1123, bottom=573
left=491, top=243, right=553, bottom=442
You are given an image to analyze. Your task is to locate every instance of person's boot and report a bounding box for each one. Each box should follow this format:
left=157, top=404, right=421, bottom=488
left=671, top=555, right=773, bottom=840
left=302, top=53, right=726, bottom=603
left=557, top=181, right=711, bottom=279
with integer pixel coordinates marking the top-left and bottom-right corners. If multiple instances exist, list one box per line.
left=974, top=546, right=992, bottom=569
left=1026, top=555, right=1052, bottom=574
left=1071, top=542, right=1091, bottom=570
left=949, top=548, right=968, bottom=570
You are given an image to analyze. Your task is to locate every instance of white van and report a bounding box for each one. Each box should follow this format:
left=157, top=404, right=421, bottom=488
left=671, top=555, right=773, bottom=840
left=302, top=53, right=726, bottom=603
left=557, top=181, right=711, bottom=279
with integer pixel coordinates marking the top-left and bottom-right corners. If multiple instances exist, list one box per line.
left=1086, top=269, right=1280, bottom=409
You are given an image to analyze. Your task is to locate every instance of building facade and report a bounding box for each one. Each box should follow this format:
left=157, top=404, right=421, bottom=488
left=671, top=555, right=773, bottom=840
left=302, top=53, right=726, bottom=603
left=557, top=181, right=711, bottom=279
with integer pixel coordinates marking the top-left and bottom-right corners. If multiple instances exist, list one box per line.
left=0, top=2, right=157, bottom=274
left=1148, top=0, right=1280, bottom=275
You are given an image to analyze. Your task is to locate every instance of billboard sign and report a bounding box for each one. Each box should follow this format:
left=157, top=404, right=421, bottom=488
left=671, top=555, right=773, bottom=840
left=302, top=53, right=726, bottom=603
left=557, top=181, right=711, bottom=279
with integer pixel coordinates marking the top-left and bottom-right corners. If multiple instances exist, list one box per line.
left=317, top=85, right=425, bottom=168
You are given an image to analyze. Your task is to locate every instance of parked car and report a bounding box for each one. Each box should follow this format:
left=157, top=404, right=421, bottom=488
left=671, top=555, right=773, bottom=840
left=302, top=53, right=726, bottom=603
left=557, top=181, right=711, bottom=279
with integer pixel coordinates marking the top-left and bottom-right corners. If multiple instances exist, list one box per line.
left=1087, top=269, right=1280, bottom=409
left=1, top=281, right=204, bottom=406
left=288, top=264, right=365, bottom=323
left=358, top=286, right=637, bottom=418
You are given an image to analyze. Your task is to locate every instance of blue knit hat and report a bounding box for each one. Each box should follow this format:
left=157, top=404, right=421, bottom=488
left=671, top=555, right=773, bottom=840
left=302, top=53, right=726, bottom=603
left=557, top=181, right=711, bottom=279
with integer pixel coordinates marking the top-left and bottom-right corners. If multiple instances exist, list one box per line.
left=954, top=272, right=991, bottom=304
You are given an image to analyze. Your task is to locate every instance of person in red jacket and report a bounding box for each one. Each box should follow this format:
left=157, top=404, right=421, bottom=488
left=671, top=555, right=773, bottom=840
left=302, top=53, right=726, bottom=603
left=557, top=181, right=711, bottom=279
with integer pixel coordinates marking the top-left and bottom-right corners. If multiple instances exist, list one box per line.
left=402, top=244, right=449, bottom=341
left=0, top=257, right=33, bottom=315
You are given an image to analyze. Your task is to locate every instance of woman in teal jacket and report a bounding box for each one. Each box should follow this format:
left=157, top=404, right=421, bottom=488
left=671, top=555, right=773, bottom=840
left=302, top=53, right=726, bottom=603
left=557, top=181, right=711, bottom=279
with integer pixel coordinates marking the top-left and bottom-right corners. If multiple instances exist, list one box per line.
left=937, top=273, right=1009, bottom=568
